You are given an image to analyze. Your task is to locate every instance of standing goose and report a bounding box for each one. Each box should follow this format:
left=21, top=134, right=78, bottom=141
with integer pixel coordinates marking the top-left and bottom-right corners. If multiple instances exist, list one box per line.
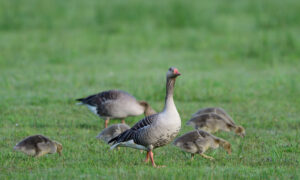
left=173, top=130, right=231, bottom=160
left=96, top=123, right=131, bottom=144
left=76, top=90, right=156, bottom=128
left=108, top=67, right=181, bottom=167
left=186, top=113, right=245, bottom=137
left=190, top=107, right=245, bottom=137
left=14, top=135, right=63, bottom=157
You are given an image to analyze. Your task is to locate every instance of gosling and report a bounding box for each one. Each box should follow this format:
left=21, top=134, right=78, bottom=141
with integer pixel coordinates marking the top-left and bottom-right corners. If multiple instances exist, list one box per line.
left=188, top=107, right=245, bottom=137
left=173, top=130, right=231, bottom=160
left=96, top=123, right=130, bottom=144
left=14, top=135, right=62, bottom=157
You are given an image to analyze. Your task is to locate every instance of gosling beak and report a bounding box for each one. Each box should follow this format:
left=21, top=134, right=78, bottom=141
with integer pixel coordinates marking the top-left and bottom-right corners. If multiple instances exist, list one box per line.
left=227, top=150, right=232, bottom=155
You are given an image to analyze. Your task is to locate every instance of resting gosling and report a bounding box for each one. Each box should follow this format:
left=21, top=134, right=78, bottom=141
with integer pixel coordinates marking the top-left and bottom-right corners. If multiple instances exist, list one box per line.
left=14, top=135, right=62, bottom=157
left=173, top=130, right=231, bottom=160
left=96, top=123, right=130, bottom=144
left=189, top=107, right=245, bottom=137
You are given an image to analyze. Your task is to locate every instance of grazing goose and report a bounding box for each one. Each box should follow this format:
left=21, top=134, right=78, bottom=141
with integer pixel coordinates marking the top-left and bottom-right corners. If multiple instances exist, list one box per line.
left=173, top=130, right=231, bottom=160
left=76, top=90, right=156, bottom=128
left=96, top=123, right=130, bottom=144
left=108, top=67, right=181, bottom=167
left=14, top=135, right=62, bottom=157
left=189, top=107, right=245, bottom=137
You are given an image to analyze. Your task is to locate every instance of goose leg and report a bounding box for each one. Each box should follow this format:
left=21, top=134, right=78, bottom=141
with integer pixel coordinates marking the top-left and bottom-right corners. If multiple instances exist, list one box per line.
left=105, top=118, right=109, bottom=128
left=149, top=150, right=156, bottom=167
left=200, top=153, right=214, bottom=160
left=144, top=151, right=150, bottom=163
left=121, top=119, right=125, bottom=124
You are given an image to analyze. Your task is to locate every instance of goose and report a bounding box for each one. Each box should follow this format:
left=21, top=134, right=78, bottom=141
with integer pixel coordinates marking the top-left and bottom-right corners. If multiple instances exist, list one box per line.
left=76, top=90, right=156, bottom=128
left=108, top=67, right=181, bottom=167
left=189, top=107, right=245, bottom=137
left=173, top=130, right=231, bottom=160
left=13, top=135, right=62, bottom=157
left=96, top=123, right=130, bottom=144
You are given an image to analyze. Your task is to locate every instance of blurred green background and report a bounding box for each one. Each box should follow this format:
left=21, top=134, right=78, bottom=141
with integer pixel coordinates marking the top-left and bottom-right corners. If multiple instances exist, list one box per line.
left=0, top=0, right=299, bottom=179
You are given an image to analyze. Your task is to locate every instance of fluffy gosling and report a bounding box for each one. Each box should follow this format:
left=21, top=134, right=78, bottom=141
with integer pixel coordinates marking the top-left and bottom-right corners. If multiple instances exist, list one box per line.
left=14, top=135, right=62, bottom=157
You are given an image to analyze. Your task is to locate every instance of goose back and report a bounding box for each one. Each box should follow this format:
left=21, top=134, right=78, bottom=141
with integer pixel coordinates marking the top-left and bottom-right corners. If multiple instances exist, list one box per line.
left=97, top=124, right=130, bottom=143
left=77, top=90, right=145, bottom=119
left=187, top=113, right=235, bottom=133
left=192, top=107, right=235, bottom=125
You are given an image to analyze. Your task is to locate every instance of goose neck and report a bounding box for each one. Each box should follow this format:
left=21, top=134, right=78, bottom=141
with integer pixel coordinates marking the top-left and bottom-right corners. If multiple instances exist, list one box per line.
left=163, top=77, right=176, bottom=111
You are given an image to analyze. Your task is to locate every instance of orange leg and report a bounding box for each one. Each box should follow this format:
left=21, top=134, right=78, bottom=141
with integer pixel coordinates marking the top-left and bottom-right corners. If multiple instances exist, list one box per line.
left=105, top=118, right=109, bottom=128
left=144, top=151, right=150, bottom=163
left=121, top=119, right=125, bottom=124
left=149, top=150, right=156, bottom=167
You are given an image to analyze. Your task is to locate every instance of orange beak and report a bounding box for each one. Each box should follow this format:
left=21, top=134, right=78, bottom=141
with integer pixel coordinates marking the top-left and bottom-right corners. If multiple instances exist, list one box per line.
left=173, top=68, right=181, bottom=76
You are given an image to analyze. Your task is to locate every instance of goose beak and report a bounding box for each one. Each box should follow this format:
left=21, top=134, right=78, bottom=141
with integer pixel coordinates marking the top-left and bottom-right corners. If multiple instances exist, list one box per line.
left=173, top=68, right=181, bottom=76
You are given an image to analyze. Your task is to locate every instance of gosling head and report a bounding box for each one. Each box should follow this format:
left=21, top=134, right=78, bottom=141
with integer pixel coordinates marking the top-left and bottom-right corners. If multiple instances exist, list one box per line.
left=235, top=126, right=246, bottom=138
left=173, top=139, right=182, bottom=147
left=53, top=141, right=63, bottom=156
left=222, top=141, right=232, bottom=155
left=139, top=101, right=157, bottom=116
left=215, top=139, right=232, bottom=155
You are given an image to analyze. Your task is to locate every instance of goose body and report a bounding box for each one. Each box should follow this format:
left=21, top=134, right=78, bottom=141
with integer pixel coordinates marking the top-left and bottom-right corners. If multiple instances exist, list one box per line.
left=76, top=90, right=156, bottom=128
left=96, top=123, right=130, bottom=144
left=109, top=67, right=182, bottom=167
left=173, top=130, right=231, bottom=160
left=188, top=108, right=245, bottom=137
left=14, top=135, right=62, bottom=157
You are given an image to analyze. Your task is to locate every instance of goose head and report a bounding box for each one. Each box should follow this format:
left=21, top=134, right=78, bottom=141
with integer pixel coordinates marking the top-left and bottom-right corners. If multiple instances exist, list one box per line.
left=222, top=141, right=232, bottom=154
left=139, top=101, right=157, bottom=116
left=214, top=139, right=232, bottom=154
left=167, top=67, right=181, bottom=79
left=235, top=126, right=246, bottom=138
left=53, top=141, right=63, bottom=156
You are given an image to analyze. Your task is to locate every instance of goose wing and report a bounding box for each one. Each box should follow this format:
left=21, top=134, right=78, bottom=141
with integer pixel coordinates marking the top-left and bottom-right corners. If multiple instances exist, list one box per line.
left=187, top=113, right=235, bottom=128
left=108, top=114, right=158, bottom=144
left=76, top=90, right=120, bottom=106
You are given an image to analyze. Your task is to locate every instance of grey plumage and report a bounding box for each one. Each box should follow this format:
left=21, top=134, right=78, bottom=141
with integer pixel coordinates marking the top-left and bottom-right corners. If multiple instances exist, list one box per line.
left=192, top=107, right=235, bottom=125
left=76, top=89, right=156, bottom=127
left=108, top=67, right=182, bottom=167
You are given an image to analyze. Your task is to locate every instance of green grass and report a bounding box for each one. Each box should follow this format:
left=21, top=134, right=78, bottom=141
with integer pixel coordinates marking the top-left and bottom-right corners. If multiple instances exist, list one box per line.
left=1, top=0, right=300, bottom=179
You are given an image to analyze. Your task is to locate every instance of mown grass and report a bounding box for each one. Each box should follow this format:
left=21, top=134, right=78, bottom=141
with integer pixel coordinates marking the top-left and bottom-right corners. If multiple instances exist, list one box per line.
left=0, top=0, right=300, bottom=179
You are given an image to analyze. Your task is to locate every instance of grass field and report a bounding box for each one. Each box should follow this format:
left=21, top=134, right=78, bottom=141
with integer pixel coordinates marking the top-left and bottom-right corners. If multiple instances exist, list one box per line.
left=1, top=0, right=300, bottom=179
